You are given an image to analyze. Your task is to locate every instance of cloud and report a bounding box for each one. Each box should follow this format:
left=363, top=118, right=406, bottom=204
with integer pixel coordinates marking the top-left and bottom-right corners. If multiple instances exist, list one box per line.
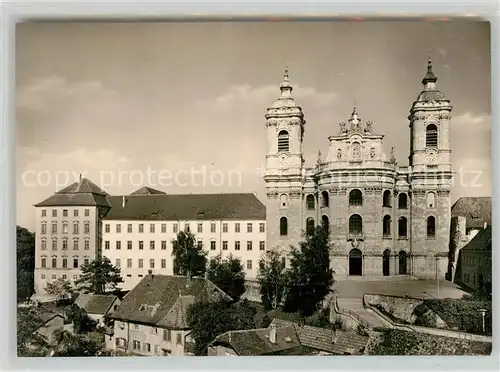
left=17, top=76, right=117, bottom=111
left=203, top=83, right=337, bottom=110
left=437, top=48, right=447, bottom=57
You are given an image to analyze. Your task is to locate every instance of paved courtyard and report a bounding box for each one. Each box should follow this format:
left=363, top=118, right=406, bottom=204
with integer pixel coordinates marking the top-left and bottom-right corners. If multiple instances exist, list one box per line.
left=335, top=278, right=468, bottom=299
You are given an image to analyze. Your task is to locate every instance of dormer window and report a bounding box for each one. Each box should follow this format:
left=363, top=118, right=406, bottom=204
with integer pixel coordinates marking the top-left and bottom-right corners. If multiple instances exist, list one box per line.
left=277, top=130, right=290, bottom=152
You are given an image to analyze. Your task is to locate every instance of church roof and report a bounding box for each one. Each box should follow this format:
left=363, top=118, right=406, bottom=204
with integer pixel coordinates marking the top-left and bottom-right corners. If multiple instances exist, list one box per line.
left=129, top=186, right=166, bottom=195
left=415, top=57, right=448, bottom=103
left=451, top=197, right=492, bottom=230
left=270, top=66, right=300, bottom=109
left=461, top=226, right=492, bottom=252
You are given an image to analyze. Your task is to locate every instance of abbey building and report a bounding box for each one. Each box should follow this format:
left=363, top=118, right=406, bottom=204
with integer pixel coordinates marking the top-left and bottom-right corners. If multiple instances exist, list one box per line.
left=264, top=59, right=453, bottom=279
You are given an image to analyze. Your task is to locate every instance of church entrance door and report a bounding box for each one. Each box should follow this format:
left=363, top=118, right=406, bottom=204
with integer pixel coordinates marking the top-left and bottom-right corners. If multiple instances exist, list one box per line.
left=349, top=249, right=363, bottom=276
left=383, top=249, right=390, bottom=276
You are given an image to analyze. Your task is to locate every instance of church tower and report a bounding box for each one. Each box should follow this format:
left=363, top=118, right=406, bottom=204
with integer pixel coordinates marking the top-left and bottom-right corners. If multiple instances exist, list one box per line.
left=408, top=58, right=453, bottom=278
left=264, top=67, right=306, bottom=255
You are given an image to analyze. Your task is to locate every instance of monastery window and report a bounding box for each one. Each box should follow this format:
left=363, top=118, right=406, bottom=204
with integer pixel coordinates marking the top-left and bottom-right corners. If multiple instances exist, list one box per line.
left=321, top=191, right=329, bottom=208
left=62, top=257, right=68, bottom=268
left=321, top=215, right=330, bottom=233
left=349, top=189, right=363, bottom=206
left=84, top=222, right=90, bottom=234
left=197, top=223, right=203, bottom=233
left=116, top=224, right=121, bottom=233
left=41, top=222, right=47, bottom=234
left=259, top=223, right=265, bottom=233
left=52, top=222, right=57, bottom=234
left=51, top=256, right=57, bottom=268
left=62, top=238, right=68, bottom=250
left=116, top=241, right=121, bottom=250
left=223, top=241, right=228, bottom=250
left=41, top=239, right=47, bottom=250
left=280, top=194, right=288, bottom=208
left=62, top=222, right=68, bottom=234
left=306, top=194, right=315, bottom=210
left=383, top=215, right=391, bottom=236
left=280, top=217, right=288, bottom=236
left=277, top=130, right=290, bottom=152
left=104, top=240, right=109, bottom=250
left=52, top=238, right=58, bottom=251
left=349, top=214, right=363, bottom=235
left=73, top=257, right=78, bottom=268
left=184, top=223, right=190, bottom=232
left=84, top=209, right=90, bottom=217
left=211, top=222, right=216, bottom=233
left=211, top=241, right=217, bottom=250
left=398, top=217, right=408, bottom=237
left=247, top=223, right=253, bottom=233
left=223, top=223, right=228, bottom=233
left=306, top=218, right=315, bottom=236
left=105, top=224, right=110, bottom=233
left=74, top=209, right=78, bottom=217
left=426, top=192, right=436, bottom=208
left=398, top=193, right=408, bottom=209
left=75, top=239, right=80, bottom=250
left=128, top=241, right=132, bottom=250
left=427, top=216, right=436, bottom=238
left=41, top=257, right=47, bottom=268
left=235, top=223, right=240, bottom=233
left=426, top=124, right=438, bottom=148
left=127, top=258, right=132, bottom=268
left=52, top=210, right=57, bottom=217
left=383, top=190, right=392, bottom=208
left=173, top=223, right=178, bottom=233
left=73, top=222, right=79, bottom=234
left=41, top=209, right=47, bottom=217
left=161, top=223, right=167, bottom=233
left=63, top=209, right=68, bottom=217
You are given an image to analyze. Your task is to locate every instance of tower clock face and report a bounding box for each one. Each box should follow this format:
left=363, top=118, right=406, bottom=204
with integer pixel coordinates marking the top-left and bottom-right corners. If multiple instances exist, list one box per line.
left=425, top=148, right=438, bottom=163
left=278, top=153, right=288, bottom=163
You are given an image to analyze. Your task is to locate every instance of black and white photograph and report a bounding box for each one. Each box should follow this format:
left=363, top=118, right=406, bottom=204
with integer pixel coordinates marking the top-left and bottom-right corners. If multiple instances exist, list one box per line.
left=15, top=20, right=492, bottom=357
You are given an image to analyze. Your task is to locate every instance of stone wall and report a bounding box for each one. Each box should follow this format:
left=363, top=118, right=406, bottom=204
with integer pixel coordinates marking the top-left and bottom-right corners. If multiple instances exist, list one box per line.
left=364, top=294, right=424, bottom=323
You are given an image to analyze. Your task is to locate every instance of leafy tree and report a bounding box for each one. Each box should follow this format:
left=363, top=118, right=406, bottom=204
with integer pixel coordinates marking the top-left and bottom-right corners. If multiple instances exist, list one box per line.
left=17, top=304, right=49, bottom=356
left=257, top=249, right=289, bottom=310
left=17, top=226, right=36, bottom=302
left=65, top=304, right=97, bottom=334
left=75, top=257, right=123, bottom=294
left=51, top=331, right=104, bottom=356
left=207, top=254, right=246, bottom=301
left=187, top=299, right=256, bottom=356
left=171, top=231, right=207, bottom=277
left=45, top=278, right=73, bottom=304
left=284, top=226, right=334, bottom=317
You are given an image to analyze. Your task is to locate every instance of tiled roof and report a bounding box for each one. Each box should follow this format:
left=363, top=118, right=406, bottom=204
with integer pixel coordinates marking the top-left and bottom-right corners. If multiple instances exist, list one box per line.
left=451, top=197, right=492, bottom=230
left=461, top=226, right=492, bottom=252
left=110, top=275, right=231, bottom=328
left=103, top=193, right=266, bottom=221
left=213, top=326, right=301, bottom=356
left=129, top=187, right=166, bottom=195
left=34, top=178, right=111, bottom=208
left=74, top=293, right=118, bottom=315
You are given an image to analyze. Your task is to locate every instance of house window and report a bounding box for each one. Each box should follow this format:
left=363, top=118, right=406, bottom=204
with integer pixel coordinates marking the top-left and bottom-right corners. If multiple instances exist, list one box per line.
left=426, top=124, right=438, bottom=147
left=84, top=209, right=90, bottom=217
left=349, top=189, right=363, bottom=206
left=41, top=222, right=47, bottom=234
left=247, top=223, right=253, bottom=233
left=62, top=239, right=68, bottom=250
left=259, top=223, right=265, bottom=233
left=223, top=223, right=228, bottom=233
left=383, top=215, right=391, bottom=236
left=211, top=223, right=216, bottom=233
left=398, top=193, right=408, bottom=209
left=127, top=224, right=132, bottom=233
left=84, top=240, right=89, bottom=250
left=52, top=210, right=57, bottom=217
left=104, top=241, right=110, bottom=250
left=139, top=224, right=144, bottom=233
left=62, top=274, right=67, bottom=280
left=127, top=241, right=132, bottom=250
left=83, top=257, right=89, bottom=265
left=349, top=214, right=363, bottom=234
left=197, top=223, right=203, bottom=233
left=197, top=240, right=203, bottom=249
left=116, top=224, right=121, bottom=233
left=235, top=241, right=240, bottom=251
left=321, top=191, right=329, bottom=208
left=62, top=222, right=68, bottom=234
left=84, top=223, right=90, bottom=234
left=161, top=259, right=166, bottom=269
left=52, top=239, right=57, bottom=251
left=52, top=222, right=57, bottom=234
left=247, top=241, right=253, bottom=251
left=150, top=259, right=155, bottom=269
left=247, top=260, right=252, bottom=270
left=173, top=223, right=178, bottom=233
left=138, top=259, right=143, bottom=268
left=41, top=274, right=46, bottom=279
left=259, top=241, right=265, bottom=251
left=144, top=343, right=151, bottom=352
left=150, top=241, right=155, bottom=250
left=116, top=241, right=121, bottom=250
left=223, top=241, right=228, bottom=250
left=133, top=340, right=141, bottom=350
left=163, top=329, right=171, bottom=342
left=51, top=274, right=56, bottom=280
left=176, top=333, right=182, bottom=345
left=427, top=216, right=436, bottom=238
left=73, top=258, right=78, bottom=268
left=383, top=190, right=392, bottom=208
left=398, top=217, right=408, bottom=237
left=150, top=224, right=155, bottom=233
left=277, top=130, right=290, bottom=152
left=74, top=209, right=78, bottom=217
left=161, top=241, right=167, bottom=250
left=306, top=218, right=315, bottom=236
left=280, top=194, right=288, bottom=208
left=73, top=222, right=79, bottom=234
left=127, top=258, right=132, bottom=268
left=161, top=223, right=167, bottom=233
left=185, top=223, right=190, bottom=232
left=41, top=257, right=46, bottom=268
left=115, top=259, right=121, bottom=268
left=280, top=217, right=288, bottom=236
left=210, top=241, right=216, bottom=250
left=427, top=192, right=436, bottom=208
left=41, top=239, right=47, bottom=250
left=41, top=209, right=47, bottom=217
left=63, top=209, right=68, bottom=217
left=105, top=224, right=110, bottom=233
left=74, top=239, right=80, bottom=250
left=52, top=257, right=57, bottom=268
left=235, top=223, right=240, bottom=233
left=62, top=258, right=68, bottom=268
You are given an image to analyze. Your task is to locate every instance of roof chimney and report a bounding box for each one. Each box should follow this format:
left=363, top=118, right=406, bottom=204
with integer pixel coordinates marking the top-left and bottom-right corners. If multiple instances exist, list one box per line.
left=269, top=326, right=277, bottom=344
left=122, top=196, right=127, bottom=208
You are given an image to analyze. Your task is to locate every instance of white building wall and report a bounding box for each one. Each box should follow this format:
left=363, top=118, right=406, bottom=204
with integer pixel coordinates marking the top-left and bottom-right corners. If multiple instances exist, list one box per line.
left=103, top=219, right=267, bottom=290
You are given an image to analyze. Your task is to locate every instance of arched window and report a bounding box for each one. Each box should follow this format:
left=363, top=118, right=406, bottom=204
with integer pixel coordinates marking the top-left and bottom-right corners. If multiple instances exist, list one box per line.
left=280, top=194, right=288, bottom=208
left=398, top=193, right=408, bottom=209
left=383, top=190, right=392, bottom=208
left=278, top=130, right=290, bottom=152
left=398, top=217, right=408, bottom=237
left=398, top=251, right=408, bottom=275
left=426, top=192, right=436, bottom=208
left=426, top=124, right=438, bottom=147
left=383, top=215, right=391, bottom=236
left=306, top=218, right=315, bottom=236
left=349, top=189, right=363, bottom=206
left=321, top=191, right=329, bottom=208
left=306, top=194, right=315, bottom=210
left=322, top=215, right=330, bottom=233
left=280, top=217, right=288, bottom=236
left=349, top=214, right=363, bottom=234
left=427, top=216, right=436, bottom=238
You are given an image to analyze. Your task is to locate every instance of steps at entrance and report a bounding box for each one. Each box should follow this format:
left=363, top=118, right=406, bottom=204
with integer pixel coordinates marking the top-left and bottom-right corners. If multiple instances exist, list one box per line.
left=337, top=298, right=390, bottom=329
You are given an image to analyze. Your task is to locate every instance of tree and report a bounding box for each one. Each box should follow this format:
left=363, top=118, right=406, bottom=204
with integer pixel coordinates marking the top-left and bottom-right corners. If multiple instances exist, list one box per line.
left=51, top=331, right=104, bottom=356
left=17, top=304, right=49, bottom=356
left=171, top=231, right=207, bottom=277
left=284, top=226, right=334, bottom=317
left=75, top=257, right=123, bottom=294
left=187, top=299, right=256, bottom=356
left=257, top=249, right=289, bottom=310
left=65, top=304, right=97, bottom=334
left=45, top=278, right=73, bottom=304
left=17, top=226, right=36, bottom=302
left=207, top=254, right=246, bottom=301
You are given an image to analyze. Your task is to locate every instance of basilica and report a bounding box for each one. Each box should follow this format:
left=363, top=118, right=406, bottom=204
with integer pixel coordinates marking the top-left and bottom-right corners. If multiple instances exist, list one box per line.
left=263, top=59, right=453, bottom=279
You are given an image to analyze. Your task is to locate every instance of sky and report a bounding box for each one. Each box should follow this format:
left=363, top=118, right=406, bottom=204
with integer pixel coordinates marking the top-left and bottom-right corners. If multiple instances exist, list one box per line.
left=16, top=21, right=491, bottom=231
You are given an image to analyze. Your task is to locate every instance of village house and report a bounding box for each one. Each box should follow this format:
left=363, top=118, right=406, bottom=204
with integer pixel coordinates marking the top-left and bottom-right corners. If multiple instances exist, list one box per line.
left=74, top=293, right=121, bottom=326
left=106, top=274, right=231, bottom=356
left=37, top=311, right=65, bottom=344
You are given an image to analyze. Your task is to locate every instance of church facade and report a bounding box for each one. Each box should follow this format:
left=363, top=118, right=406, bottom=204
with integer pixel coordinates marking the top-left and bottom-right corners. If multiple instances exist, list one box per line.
left=264, top=59, right=453, bottom=279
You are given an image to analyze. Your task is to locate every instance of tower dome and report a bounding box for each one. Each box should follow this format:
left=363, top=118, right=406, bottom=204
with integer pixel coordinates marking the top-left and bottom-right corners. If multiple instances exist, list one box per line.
left=415, top=57, right=447, bottom=102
